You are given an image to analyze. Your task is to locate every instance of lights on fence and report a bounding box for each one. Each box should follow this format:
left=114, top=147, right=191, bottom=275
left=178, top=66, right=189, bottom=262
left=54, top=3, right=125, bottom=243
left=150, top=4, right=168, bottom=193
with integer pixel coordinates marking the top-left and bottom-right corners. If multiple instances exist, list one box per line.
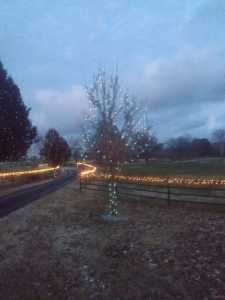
left=77, top=162, right=97, bottom=177
left=81, top=169, right=225, bottom=188
left=114, top=174, right=225, bottom=187
left=0, top=166, right=60, bottom=179
left=77, top=161, right=225, bottom=187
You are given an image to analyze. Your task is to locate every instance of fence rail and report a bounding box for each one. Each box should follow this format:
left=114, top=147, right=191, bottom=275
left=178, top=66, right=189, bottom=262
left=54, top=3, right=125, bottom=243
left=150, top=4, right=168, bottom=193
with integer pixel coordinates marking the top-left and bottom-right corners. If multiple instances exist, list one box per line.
left=79, top=178, right=225, bottom=206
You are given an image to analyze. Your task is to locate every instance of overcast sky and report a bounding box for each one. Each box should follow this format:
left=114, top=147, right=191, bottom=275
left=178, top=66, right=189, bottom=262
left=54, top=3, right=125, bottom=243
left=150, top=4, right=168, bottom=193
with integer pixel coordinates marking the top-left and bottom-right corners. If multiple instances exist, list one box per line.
left=1, top=0, right=225, bottom=141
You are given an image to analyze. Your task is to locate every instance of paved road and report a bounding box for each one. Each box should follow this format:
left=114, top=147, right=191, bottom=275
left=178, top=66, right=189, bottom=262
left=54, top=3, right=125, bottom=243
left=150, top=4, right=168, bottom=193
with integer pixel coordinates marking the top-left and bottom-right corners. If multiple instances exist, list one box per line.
left=0, top=172, right=75, bottom=218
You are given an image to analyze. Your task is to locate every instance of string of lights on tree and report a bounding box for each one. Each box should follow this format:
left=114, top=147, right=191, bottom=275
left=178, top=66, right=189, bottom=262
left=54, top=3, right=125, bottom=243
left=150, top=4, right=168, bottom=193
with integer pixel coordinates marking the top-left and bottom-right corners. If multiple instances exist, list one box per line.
left=108, top=182, right=119, bottom=216
left=80, top=71, right=151, bottom=216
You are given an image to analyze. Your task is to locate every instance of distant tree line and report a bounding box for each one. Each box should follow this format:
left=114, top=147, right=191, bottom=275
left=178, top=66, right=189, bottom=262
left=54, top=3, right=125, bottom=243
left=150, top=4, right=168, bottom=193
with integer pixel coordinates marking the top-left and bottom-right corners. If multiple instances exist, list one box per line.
left=39, top=128, right=225, bottom=165
left=158, top=130, right=225, bottom=160
left=87, top=129, right=225, bottom=163
left=131, top=130, right=225, bottom=161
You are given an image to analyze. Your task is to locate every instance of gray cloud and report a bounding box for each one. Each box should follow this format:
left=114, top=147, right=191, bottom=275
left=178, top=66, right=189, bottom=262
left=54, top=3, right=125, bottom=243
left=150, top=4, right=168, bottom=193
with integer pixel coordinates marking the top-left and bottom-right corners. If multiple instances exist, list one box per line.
left=31, top=85, right=88, bottom=137
left=132, top=47, right=225, bottom=139
left=141, top=47, right=225, bottom=110
left=30, top=46, right=225, bottom=141
left=1, top=0, right=225, bottom=142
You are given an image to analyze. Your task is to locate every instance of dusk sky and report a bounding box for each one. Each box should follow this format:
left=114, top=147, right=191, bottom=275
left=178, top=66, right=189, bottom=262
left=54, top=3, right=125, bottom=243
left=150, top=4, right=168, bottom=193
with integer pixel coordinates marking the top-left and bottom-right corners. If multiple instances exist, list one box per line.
left=1, top=0, right=225, bottom=141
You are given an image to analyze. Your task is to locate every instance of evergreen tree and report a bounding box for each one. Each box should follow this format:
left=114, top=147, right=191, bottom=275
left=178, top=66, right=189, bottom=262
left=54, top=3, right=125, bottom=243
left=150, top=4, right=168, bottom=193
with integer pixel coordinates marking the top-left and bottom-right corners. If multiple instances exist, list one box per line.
left=0, top=61, right=37, bottom=161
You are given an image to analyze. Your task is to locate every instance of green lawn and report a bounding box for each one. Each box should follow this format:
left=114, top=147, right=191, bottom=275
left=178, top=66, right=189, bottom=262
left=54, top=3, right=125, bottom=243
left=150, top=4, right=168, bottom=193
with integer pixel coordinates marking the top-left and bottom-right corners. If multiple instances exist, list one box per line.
left=0, top=161, right=36, bottom=172
left=121, top=158, right=225, bottom=178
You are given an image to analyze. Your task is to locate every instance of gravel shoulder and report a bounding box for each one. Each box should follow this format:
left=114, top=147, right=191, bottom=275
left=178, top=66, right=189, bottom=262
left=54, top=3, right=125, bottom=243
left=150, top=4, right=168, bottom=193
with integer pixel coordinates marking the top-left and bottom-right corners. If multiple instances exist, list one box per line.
left=0, top=183, right=224, bottom=299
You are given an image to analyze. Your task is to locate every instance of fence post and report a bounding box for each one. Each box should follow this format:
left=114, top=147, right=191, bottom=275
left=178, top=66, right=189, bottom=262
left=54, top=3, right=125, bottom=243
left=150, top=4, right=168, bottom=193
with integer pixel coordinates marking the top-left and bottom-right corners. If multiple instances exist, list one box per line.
left=115, top=181, right=119, bottom=199
left=167, top=184, right=171, bottom=206
left=79, top=176, right=82, bottom=192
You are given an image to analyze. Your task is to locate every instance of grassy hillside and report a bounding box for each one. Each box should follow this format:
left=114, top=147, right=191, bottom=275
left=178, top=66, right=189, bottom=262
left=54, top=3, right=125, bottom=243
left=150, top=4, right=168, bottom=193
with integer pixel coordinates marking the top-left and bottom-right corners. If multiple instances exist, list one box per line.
left=121, top=158, right=225, bottom=178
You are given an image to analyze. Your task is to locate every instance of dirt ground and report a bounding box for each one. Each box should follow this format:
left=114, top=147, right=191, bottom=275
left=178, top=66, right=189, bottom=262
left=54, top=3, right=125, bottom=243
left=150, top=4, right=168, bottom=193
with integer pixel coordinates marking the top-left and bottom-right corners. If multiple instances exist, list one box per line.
left=0, top=183, right=224, bottom=300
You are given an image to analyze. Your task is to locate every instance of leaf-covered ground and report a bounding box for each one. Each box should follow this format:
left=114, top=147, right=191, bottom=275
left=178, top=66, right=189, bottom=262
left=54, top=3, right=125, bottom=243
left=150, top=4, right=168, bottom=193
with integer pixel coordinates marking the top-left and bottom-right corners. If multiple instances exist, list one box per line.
left=0, top=183, right=224, bottom=299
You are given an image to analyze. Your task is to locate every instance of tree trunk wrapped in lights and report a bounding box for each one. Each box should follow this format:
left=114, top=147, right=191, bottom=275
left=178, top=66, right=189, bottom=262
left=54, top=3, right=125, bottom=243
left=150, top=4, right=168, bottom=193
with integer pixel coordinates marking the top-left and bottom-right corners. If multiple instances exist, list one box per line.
left=108, top=181, right=119, bottom=216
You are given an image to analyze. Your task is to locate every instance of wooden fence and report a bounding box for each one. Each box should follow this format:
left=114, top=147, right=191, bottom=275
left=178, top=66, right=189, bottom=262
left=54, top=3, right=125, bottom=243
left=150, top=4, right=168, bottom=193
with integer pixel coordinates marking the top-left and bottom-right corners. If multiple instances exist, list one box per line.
left=79, top=178, right=225, bottom=206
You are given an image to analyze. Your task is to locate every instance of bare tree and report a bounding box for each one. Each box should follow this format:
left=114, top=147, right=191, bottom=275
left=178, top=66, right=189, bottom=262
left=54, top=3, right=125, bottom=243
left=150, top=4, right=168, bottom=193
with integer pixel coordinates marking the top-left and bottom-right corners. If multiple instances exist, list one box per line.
left=133, top=131, right=158, bottom=162
left=84, top=70, right=141, bottom=171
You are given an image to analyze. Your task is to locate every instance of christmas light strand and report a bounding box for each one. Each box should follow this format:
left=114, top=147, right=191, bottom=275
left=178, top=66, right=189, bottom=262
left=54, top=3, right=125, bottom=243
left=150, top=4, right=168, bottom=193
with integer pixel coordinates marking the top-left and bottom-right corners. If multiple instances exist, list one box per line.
left=0, top=165, right=60, bottom=178
left=78, top=162, right=225, bottom=188
left=77, top=162, right=97, bottom=177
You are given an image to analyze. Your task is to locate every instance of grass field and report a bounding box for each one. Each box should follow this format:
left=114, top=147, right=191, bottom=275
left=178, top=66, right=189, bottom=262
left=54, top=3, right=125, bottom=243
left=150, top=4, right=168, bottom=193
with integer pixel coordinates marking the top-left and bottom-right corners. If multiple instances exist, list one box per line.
left=121, top=157, right=225, bottom=178
left=0, top=161, right=38, bottom=172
